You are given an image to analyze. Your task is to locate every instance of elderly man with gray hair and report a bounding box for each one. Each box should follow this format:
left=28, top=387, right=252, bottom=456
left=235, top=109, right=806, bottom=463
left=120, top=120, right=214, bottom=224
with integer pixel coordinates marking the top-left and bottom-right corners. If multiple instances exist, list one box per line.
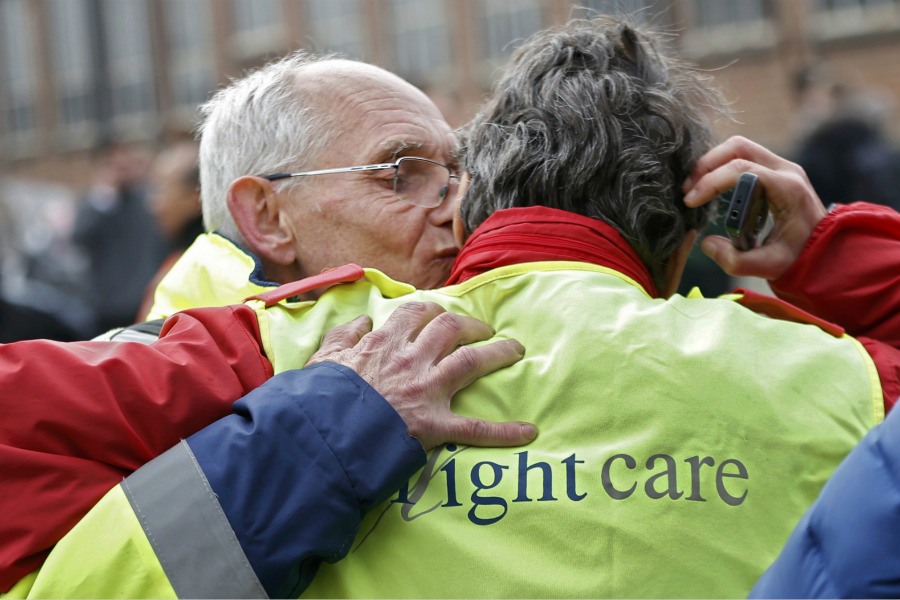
left=148, top=52, right=465, bottom=318
left=19, top=15, right=900, bottom=599
left=139, top=48, right=534, bottom=456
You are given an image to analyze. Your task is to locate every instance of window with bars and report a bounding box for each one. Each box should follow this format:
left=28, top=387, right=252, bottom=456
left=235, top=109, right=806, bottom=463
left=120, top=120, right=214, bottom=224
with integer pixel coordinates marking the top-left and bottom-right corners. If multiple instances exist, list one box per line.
left=389, top=0, right=451, bottom=84
left=102, top=0, right=157, bottom=139
left=479, top=0, right=543, bottom=63
left=231, top=0, right=286, bottom=60
left=166, top=0, right=216, bottom=120
left=573, top=0, right=667, bottom=23
left=811, top=0, right=900, bottom=39
left=47, top=0, right=97, bottom=147
left=682, top=0, right=776, bottom=58
left=305, top=0, right=366, bottom=59
left=820, top=0, right=898, bottom=9
left=0, top=0, right=39, bottom=155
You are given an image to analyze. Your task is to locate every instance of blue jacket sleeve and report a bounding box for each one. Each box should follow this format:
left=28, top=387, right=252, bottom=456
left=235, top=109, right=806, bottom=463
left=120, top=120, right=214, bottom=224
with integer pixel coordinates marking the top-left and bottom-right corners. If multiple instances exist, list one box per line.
left=749, top=400, right=900, bottom=599
left=121, top=362, right=426, bottom=599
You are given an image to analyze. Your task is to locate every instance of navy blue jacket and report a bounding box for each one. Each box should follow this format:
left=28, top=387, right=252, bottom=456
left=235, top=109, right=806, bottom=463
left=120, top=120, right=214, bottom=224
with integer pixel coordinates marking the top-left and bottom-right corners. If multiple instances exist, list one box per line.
left=121, top=362, right=426, bottom=598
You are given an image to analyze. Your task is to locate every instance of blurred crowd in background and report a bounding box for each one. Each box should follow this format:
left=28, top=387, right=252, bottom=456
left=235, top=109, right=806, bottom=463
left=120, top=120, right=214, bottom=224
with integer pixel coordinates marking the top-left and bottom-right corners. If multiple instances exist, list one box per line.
left=0, top=1, right=898, bottom=343
left=0, top=139, right=202, bottom=341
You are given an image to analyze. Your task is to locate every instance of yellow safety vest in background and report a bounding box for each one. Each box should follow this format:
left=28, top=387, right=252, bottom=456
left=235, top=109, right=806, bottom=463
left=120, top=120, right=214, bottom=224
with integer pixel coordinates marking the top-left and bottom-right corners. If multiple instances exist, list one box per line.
left=250, top=262, right=881, bottom=599
left=147, top=233, right=273, bottom=321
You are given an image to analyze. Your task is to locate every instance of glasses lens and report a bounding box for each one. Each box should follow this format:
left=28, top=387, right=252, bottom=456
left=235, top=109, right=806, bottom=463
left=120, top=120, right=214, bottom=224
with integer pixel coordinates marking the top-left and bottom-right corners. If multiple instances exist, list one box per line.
left=395, top=158, right=457, bottom=208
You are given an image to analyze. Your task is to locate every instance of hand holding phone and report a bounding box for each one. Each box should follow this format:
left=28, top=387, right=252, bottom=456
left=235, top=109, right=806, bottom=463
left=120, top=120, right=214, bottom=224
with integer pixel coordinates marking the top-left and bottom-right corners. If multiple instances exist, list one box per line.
left=724, top=172, right=768, bottom=251
left=684, top=137, right=829, bottom=280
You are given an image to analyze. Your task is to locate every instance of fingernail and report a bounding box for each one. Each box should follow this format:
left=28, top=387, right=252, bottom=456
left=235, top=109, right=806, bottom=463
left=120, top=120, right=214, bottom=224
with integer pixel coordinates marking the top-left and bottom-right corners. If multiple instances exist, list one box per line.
left=521, top=423, right=538, bottom=441
left=511, top=340, right=525, bottom=357
left=683, top=190, right=696, bottom=206
left=682, top=176, right=693, bottom=193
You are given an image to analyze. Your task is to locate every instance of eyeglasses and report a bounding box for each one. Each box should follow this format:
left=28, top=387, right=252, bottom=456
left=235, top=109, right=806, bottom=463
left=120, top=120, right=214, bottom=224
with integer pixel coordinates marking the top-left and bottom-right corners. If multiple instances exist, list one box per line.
left=261, top=156, right=459, bottom=208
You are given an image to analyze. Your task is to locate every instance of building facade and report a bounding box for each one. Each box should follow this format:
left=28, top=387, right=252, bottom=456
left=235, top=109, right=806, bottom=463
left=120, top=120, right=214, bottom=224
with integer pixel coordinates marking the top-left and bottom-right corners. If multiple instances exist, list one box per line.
left=1, top=0, right=898, bottom=190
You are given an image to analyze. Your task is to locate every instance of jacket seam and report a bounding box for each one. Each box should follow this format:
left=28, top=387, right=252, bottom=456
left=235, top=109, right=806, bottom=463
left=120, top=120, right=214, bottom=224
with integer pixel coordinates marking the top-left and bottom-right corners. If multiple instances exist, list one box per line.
left=843, top=334, right=886, bottom=424
left=289, top=364, right=367, bottom=514
left=441, top=261, right=651, bottom=298
left=121, top=477, right=170, bottom=576
left=226, top=305, right=274, bottom=384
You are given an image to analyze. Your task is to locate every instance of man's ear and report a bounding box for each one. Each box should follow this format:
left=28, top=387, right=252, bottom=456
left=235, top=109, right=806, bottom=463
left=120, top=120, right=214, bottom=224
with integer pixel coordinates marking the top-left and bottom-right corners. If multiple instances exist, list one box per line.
left=226, top=176, right=296, bottom=265
left=452, top=173, right=470, bottom=248
left=662, top=229, right=699, bottom=298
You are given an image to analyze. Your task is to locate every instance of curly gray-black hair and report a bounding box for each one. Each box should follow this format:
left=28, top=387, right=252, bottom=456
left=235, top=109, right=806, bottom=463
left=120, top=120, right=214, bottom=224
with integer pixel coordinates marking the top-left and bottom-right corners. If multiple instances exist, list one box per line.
left=461, top=16, right=729, bottom=290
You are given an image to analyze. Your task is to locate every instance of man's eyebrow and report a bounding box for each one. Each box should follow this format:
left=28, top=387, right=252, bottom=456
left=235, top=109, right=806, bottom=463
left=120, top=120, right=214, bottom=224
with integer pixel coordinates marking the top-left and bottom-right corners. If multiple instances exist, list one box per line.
left=375, top=139, right=424, bottom=161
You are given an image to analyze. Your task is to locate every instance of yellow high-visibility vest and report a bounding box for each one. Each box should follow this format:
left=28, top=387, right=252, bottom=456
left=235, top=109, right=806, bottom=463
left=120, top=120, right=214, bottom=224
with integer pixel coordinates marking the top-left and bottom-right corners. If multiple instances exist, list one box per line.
left=146, top=233, right=274, bottom=321
left=10, top=258, right=879, bottom=599
left=251, top=262, right=881, bottom=599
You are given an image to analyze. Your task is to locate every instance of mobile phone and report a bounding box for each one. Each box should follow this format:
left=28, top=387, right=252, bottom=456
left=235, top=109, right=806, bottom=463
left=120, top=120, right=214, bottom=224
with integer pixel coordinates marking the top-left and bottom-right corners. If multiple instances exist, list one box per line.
left=724, top=172, right=768, bottom=251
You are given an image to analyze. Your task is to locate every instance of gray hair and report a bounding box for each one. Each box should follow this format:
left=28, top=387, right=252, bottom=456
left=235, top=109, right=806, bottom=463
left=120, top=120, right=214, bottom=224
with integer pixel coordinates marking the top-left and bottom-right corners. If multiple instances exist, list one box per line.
left=197, top=50, right=335, bottom=246
left=461, top=16, right=730, bottom=290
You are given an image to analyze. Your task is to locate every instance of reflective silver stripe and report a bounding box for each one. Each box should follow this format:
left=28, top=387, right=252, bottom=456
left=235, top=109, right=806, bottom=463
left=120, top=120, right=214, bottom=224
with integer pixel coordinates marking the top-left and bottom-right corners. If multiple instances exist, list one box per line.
left=104, top=328, right=159, bottom=344
left=91, top=328, right=124, bottom=342
left=96, top=319, right=166, bottom=344
left=121, top=440, right=268, bottom=599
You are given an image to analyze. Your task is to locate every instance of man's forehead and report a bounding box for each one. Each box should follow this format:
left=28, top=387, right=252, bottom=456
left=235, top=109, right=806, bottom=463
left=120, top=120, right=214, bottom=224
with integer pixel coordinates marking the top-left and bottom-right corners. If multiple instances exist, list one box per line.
left=296, top=60, right=456, bottom=160
left=297, top=60, right=413, bottom=107
left=299, top=58, right=389, bottom=82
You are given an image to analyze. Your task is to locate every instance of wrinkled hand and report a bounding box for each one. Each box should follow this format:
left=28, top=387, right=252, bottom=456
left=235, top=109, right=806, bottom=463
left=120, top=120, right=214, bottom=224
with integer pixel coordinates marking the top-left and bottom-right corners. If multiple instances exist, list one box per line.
left=682, top=136, right=828, bottom=280
left=306, top=301, right=537, bottom=451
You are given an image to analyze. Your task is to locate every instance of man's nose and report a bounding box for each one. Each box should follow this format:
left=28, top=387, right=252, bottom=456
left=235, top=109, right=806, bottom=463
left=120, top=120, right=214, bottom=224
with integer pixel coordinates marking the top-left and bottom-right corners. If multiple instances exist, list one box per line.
left=427, top=189, right=456, bottom=227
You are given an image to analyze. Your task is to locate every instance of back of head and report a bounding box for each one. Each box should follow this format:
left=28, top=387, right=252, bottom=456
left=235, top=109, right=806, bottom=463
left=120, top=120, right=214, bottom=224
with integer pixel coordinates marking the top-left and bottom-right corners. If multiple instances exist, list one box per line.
left=197, top=51, right=334, bottom=245
left=461, top=16, right=728, bottom=289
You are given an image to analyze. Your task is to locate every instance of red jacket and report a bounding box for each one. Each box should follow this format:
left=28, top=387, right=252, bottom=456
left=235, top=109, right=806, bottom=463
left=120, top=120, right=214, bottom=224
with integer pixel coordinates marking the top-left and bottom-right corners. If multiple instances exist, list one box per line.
left=770, top=203, right=900, bottom=411
left=0, top=305, right=272, bottom=589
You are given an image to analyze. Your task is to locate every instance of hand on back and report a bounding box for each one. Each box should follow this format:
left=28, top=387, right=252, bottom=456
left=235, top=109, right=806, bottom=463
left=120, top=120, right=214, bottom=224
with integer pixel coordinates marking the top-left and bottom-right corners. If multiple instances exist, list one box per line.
left=307, top=301, right=537, bottom=451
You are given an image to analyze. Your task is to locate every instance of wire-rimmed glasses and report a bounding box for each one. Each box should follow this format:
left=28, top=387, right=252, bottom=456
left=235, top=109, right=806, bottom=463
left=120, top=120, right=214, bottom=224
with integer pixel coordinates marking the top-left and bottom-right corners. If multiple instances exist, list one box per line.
left=261, top=156, right=459, bottom=208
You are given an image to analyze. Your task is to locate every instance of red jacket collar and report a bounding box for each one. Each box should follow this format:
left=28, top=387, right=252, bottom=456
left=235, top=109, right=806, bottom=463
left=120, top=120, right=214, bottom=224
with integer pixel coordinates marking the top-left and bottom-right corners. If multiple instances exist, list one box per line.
left=446, top=206, right=659, bottom=297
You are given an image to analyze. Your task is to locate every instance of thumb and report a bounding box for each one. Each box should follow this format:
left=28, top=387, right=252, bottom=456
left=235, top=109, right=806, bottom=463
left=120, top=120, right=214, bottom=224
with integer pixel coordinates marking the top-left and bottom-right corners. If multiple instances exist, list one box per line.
left=700, top=235, right=743, bottom=276
left=701, top=235, right=794, bottom=281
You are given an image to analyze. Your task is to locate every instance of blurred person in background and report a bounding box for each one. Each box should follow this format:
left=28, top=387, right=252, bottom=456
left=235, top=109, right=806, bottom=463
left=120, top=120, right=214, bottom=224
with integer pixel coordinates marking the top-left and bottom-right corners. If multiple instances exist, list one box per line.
left=0, top=176, right=95, bottom=342
left=72, top=143, right=169, bottom=335
left=0, top=283, right=82, bottom=343
left=0, top=203, right=81, bottom=342
left=135, top=140, right=205, bottom=321
left=792, top=63, right=900, bottom=212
